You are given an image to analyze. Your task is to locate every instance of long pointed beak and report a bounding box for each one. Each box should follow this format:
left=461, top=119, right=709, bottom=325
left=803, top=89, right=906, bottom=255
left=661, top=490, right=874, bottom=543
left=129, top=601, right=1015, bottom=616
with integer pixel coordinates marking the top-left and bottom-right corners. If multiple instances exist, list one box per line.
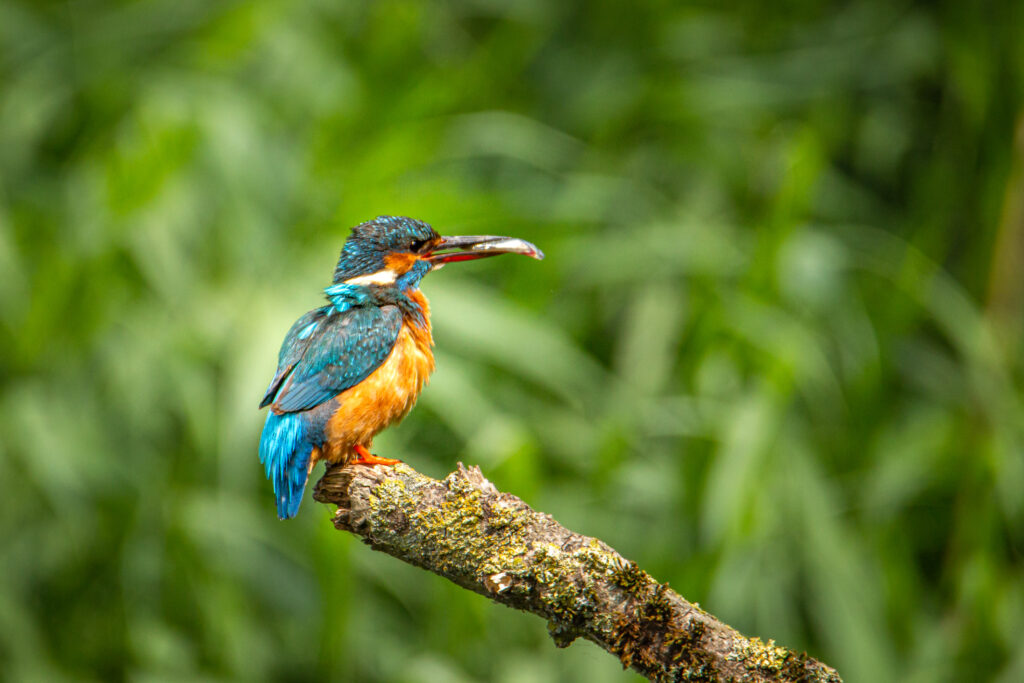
left=426, top=235, right=544, bottom=266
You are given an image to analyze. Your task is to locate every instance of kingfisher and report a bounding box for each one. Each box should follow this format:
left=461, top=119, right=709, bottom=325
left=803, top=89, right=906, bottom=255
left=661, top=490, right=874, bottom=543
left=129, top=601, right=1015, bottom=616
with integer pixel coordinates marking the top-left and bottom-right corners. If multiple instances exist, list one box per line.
left=258, top=216, right=544, bottom=519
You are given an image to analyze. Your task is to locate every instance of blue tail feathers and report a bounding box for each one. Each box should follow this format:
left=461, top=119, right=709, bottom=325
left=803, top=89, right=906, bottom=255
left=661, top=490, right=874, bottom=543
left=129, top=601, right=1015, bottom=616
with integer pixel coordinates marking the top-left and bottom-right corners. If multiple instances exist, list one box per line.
left=259, top=411, right=313, bottom=519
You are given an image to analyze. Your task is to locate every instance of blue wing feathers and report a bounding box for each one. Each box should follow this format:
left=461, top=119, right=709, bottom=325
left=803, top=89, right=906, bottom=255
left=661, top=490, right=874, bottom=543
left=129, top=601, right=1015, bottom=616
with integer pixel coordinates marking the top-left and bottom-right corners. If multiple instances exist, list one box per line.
left=258, top=303, right=404, bottom=518
left=259, top=307, right=328, bottom=408
left=259, top=364, right=293, bottom=409
left=270, top=305, right=403, bottom=413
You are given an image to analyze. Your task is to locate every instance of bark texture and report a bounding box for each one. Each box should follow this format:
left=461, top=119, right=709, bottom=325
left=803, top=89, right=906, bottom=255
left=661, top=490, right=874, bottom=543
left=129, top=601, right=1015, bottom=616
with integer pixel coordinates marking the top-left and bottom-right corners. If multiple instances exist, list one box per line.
left=313, top=462, right=842, bottom=683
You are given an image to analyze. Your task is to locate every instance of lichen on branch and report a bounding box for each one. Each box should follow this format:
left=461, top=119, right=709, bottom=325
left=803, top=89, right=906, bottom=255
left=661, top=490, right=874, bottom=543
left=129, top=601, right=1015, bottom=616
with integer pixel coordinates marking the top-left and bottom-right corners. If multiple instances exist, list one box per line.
left=313, top=462, right=842, bottom=683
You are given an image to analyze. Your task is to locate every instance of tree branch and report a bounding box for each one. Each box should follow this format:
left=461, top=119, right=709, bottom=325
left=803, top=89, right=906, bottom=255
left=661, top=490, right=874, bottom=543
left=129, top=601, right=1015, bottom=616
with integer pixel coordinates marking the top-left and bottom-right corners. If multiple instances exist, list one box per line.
left=313, top=462, right=842, bottom=683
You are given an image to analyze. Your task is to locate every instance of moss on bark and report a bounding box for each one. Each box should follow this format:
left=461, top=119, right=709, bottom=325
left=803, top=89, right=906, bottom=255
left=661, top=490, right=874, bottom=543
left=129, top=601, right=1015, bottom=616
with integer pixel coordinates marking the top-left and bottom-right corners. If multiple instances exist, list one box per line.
left=314, top=462, right=842, bottom=683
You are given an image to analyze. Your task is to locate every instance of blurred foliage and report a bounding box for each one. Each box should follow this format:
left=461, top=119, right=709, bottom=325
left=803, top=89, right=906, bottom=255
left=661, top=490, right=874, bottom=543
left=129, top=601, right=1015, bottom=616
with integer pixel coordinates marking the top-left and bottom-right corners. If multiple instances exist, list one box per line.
left=2, top=0, right=1023, bottom=681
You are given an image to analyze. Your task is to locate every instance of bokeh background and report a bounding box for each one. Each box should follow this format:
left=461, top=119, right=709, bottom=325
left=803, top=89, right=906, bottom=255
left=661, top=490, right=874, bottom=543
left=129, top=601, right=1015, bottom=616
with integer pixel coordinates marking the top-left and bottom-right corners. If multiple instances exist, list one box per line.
left=2, top=1, right=1023, bottom=681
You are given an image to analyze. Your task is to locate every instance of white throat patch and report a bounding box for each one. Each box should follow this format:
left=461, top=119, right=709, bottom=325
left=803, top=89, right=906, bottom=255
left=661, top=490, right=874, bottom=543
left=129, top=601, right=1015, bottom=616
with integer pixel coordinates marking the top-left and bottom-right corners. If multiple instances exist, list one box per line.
left=344, top=269, right=398, bottom=286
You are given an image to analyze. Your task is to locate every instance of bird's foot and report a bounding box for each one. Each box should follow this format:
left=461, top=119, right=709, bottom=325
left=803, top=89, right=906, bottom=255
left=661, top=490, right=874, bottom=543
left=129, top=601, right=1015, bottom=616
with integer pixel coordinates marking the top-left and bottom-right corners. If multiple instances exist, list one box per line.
left=351, top=444, right=401, bottom=467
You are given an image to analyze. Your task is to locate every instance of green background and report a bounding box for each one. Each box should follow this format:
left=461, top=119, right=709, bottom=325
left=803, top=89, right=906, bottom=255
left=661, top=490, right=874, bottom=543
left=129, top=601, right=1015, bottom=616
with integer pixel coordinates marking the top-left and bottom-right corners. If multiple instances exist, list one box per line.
left=2, top=1, right=1023, bottom=681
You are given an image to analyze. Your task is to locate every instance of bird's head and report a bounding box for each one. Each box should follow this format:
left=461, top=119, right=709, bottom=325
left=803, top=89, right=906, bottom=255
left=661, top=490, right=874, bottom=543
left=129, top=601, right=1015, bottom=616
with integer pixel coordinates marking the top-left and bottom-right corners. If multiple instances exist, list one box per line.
left=332, top=216, right=543, bottom=291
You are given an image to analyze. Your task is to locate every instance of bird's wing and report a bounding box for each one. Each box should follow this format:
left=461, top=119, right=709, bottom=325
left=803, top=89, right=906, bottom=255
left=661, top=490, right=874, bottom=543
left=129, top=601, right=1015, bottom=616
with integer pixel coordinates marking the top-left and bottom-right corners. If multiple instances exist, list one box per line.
left=259, top=307, right=328, bottom=408
left=260, top=305, right=404, bottom=413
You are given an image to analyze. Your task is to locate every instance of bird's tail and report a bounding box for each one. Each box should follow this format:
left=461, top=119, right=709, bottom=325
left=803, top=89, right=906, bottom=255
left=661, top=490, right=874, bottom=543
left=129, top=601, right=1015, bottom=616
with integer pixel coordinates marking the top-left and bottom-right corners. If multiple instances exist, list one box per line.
left=259, top=411, right=313, bottom=519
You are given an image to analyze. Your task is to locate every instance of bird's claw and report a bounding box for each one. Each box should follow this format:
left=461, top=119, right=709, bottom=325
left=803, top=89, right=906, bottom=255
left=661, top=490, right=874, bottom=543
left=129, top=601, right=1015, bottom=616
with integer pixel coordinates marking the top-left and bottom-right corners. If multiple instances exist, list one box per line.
left=351, top=444, right=401, bottom=467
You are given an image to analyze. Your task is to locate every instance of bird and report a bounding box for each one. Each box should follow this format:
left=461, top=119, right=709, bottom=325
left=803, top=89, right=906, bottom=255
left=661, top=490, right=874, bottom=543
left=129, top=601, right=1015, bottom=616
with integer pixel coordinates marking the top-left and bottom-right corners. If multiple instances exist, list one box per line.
left=258, top=216, right=544, bottom=519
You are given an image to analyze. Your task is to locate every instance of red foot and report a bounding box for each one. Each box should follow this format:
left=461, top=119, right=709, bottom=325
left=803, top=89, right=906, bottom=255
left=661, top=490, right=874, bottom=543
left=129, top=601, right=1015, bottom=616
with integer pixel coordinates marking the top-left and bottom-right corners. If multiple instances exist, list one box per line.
left=351, top=444, right=401, bottom=467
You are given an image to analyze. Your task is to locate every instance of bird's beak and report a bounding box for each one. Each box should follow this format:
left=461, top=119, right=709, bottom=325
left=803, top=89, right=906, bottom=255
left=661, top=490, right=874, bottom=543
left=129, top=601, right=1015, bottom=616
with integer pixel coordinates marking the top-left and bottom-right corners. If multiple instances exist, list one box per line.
left=426, top=235, right=544, bottom=267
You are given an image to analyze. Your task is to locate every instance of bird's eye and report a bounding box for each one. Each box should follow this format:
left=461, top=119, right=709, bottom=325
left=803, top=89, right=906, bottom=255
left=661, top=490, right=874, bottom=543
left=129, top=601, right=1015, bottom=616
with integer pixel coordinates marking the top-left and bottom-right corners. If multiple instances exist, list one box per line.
left=409, top=239, right=429, bottom=253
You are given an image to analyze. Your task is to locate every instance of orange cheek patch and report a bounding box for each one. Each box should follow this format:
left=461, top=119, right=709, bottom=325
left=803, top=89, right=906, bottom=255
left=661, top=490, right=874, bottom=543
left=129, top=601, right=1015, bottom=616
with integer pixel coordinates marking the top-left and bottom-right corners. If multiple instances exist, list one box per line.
left=384, top=252, right=420, bottom=274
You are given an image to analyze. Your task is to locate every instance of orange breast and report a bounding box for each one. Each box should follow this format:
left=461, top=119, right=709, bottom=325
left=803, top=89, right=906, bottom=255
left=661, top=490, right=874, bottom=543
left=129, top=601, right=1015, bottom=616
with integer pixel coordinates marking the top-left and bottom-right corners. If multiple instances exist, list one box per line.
left=321, top=302, right=435, bottom=464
